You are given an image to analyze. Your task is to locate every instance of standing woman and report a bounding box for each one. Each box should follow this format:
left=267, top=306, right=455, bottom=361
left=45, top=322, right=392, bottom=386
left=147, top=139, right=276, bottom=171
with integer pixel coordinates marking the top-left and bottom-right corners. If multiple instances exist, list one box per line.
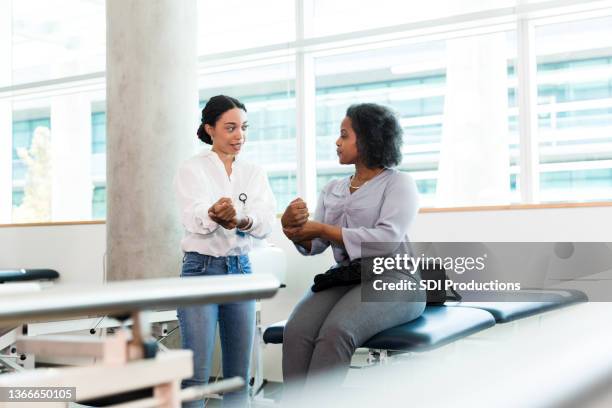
left=175, top=95, right=276, bottom=407
left=281, top=103, right=426, bottom=395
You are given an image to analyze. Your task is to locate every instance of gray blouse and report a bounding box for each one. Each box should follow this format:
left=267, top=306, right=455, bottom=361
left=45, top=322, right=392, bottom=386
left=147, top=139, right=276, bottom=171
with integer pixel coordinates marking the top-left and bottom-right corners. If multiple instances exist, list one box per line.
left=297, top=168, right=420, bottom=264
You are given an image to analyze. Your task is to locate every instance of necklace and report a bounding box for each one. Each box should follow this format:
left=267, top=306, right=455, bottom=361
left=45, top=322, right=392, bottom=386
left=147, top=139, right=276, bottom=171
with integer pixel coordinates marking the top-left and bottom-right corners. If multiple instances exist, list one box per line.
left=349, top=168, right=384, bottom=190
left=349, top=178, right=362, bottom=189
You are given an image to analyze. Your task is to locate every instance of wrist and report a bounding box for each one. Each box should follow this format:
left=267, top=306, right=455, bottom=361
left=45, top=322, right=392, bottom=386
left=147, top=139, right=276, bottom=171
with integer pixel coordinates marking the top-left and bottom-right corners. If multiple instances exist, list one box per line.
left=237, top=216, right=252, bottom=231
left=313, top=221, right=325, bottom=238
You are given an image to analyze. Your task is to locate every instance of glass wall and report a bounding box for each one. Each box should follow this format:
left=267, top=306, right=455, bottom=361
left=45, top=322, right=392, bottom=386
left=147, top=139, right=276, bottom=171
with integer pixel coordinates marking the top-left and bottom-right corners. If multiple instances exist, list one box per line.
left=2, top=0, right=612, bottom=224
left=197, top=0, right=294, bottom=54
left=9, top=87, right=103, bottom=223
left=2, top=0, right=105, bottom=223
left=309, top=0, right=517, bottom=38
left=535, top=15, right=612, bottom=202
left=314, top=32, right=518, bottom=206
left=11, top=0, right=105, bottom=85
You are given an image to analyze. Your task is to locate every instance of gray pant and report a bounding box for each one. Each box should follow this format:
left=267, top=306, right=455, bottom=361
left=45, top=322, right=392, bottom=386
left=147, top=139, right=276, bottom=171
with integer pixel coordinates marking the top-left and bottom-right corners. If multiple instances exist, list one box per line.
left=282, top=273, right=425, bottom=393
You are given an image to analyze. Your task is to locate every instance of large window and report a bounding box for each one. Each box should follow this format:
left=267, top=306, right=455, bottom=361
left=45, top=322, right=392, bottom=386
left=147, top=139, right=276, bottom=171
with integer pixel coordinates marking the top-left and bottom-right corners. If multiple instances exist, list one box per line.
left=309, top=0, right=518, bottom=38
left=2, top=0, right=105, bottom=223
left=198, top=60, right=297, bottom=212
left=10, top=0, right=105, bottom=85
left=314, top=32, right=518, bottom=207
left=2, top=0, right=612, bottom=224
left=535, top=15, right=612, bottom=202
left=197, top=0, right=294, bottom=54
left=8, top=87, right=104, bottom=223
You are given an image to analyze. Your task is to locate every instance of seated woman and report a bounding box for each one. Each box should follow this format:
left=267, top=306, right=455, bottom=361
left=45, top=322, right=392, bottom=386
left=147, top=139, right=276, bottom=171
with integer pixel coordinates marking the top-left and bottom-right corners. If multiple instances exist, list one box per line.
left=281, top=103, right=425, bottom=393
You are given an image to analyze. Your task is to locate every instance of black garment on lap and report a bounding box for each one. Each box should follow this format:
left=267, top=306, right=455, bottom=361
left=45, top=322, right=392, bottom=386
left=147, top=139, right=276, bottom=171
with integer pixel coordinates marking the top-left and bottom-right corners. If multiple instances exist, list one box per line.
left=311, top=261, right=362, bottom=292
left=310, top=258, right=462, bottom=305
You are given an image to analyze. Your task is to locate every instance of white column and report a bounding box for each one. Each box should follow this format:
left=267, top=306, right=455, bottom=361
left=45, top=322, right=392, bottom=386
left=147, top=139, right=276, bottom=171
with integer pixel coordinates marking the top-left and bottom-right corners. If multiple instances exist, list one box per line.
left=106, top=0, right=198, bottom=281
left=295, top=0, right=317, bottom=207
left=0, top=0, right=13, bottom=223
left=436, top=33, right=511, bottom=206
left=50, top=93, right=93, bottom=221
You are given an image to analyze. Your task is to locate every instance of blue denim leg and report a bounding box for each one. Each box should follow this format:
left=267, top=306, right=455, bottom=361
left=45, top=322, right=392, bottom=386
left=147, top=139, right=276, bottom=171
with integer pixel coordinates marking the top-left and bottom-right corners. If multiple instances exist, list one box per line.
left=178, top=253, right=223, bottom=408
left=178, top=304, right=217, bottom=408
left=218, top=255, right=255, bottom=407
left=178, top=253, right=255, bottom=408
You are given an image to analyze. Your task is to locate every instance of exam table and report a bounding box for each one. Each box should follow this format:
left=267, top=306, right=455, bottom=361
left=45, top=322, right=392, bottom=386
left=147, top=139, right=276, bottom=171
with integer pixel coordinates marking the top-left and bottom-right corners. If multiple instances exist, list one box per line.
left=263, top=288, right=586, bottom=363
left=0, top=269, right=60, bottom=373
left=0, top=273, right=280, bottom=407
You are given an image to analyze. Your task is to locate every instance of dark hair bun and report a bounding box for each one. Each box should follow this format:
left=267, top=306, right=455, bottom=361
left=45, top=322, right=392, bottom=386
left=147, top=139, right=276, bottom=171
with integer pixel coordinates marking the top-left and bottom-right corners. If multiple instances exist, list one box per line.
left=197, top=95, right=247, bottom=145
left=197, top=122, right=212, bottom=144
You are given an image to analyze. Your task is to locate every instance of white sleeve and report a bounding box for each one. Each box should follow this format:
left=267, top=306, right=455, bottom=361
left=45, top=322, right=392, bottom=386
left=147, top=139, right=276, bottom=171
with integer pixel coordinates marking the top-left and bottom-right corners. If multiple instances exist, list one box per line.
left=242, top=167, right=277, bottom=239
left=175, top=162, right=219, bottom=235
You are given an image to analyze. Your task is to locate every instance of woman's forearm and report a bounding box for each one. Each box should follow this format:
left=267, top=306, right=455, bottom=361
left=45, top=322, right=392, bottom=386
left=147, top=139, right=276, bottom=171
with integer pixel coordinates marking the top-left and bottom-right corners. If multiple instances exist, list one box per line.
left=288, top=222, right=343, bottom=252
left=318, top=223, right=343, bottom=246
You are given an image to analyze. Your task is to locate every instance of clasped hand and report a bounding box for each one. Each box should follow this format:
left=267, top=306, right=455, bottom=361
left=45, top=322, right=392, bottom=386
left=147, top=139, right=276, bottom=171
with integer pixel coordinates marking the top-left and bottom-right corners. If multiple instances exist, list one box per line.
left=281, top=198, right=320, bottom=242
left=208, top=197, right=239, bottom=230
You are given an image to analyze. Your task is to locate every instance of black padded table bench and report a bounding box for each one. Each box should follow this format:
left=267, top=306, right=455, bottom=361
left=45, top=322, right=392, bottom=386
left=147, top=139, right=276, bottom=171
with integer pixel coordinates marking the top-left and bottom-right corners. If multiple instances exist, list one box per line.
left=264, top=305, right=496, bottom=353
left=0, top=269, right=60, bottom=355
left=0, top=269, right=59, bottom=284
left=451, top=289, right=587, bottom=323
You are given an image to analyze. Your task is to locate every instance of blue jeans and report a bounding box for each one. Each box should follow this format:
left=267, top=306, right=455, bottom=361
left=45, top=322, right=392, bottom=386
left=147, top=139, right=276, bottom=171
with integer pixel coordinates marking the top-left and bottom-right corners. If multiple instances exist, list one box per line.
left=178, top=252, right=255, bottom=408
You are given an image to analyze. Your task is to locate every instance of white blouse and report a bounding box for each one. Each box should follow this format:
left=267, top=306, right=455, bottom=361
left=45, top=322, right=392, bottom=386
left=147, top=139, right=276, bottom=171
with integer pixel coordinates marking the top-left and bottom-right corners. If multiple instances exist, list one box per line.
left=175, top=149, right=277, bottom=256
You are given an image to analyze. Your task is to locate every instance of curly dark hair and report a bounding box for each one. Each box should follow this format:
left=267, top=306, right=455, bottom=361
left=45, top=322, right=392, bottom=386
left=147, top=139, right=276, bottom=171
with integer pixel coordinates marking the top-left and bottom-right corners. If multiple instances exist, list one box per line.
left=345, top=103, right=403, bottom=168
left=197, top=95, right=247, bottom=144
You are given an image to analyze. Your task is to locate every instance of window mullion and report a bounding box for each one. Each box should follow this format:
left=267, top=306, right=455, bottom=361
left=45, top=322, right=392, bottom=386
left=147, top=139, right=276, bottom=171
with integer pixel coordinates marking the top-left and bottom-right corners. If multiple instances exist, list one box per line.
left=295, top=0, right=317, bottom=207
left=517, top=16, right=540, bottom=203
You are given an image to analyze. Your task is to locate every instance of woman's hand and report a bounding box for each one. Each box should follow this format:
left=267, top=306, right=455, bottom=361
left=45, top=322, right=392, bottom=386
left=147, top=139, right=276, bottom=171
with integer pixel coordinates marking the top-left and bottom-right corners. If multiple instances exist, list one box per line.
left=281, top=198, right=309, bottom=228
left=283, top=221, right=323, bottom=242
left=208, top=197, right=238, bottom=230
